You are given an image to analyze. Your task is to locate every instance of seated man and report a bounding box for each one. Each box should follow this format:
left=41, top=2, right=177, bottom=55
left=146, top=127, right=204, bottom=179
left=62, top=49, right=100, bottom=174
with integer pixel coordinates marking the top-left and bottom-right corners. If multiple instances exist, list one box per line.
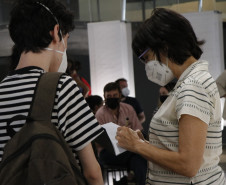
left=96, top=82, right=142, bottom=130
left=115, top=78, right=145, bottom=124
left=95, top=82, right=146, bottom=185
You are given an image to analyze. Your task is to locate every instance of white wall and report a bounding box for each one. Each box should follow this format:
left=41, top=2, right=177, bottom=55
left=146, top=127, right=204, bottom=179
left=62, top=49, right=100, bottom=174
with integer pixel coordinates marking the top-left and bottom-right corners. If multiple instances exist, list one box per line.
left=183, top=11, right=224, bottom=79
left=87, top=21, right=135, bottom=97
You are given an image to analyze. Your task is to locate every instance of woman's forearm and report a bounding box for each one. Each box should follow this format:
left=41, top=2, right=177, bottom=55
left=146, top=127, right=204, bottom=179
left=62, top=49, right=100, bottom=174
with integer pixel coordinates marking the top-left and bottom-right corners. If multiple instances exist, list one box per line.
left=134, top=140, right=197, bottom=177
left=117, top=115, right=207, bottom=178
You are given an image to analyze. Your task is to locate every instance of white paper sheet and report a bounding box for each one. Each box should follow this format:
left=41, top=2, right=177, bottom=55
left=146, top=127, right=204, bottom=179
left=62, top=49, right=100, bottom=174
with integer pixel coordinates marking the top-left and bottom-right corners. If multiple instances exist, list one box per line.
left=101, top=122, right=126, bottom=156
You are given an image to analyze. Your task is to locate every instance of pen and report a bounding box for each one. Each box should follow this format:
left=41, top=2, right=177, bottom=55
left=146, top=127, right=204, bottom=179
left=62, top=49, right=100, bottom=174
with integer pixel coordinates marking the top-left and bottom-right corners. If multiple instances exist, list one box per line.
left=125, top=117, right=129, bottom=127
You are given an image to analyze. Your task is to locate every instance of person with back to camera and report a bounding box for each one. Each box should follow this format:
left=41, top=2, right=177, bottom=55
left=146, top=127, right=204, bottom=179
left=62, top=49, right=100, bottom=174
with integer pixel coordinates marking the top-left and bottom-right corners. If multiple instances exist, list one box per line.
left=86, top=95, right=104, bottom=115
left=116, top=8, right=225, bottom=185
left=0, top=0, right=104, bottom=184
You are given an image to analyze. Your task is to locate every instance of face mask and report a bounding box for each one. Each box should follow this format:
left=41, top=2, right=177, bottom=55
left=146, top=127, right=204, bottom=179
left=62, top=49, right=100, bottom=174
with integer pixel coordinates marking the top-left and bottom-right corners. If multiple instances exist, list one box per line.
left=160, top=95, right=168, bottom=103
left=145, top=59, right=174, bottom=86
left=58, top=49, right=67, bottom=73
left=105, top=98, right=120, bottom=110
left=46, top=36, right=67, bottom=73
left=121, top=87, right=130, bottom=97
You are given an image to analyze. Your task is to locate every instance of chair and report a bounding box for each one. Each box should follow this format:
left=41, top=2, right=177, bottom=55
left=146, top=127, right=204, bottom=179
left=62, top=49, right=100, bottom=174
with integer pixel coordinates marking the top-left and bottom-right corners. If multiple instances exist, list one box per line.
left=92, top=137, right=136, bottom=184
left=102, top=164, right=128, bottom=185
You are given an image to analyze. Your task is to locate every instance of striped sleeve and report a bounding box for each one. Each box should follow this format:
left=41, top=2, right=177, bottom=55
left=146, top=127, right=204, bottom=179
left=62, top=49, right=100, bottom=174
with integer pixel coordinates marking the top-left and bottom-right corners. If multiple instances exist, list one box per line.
left=52, top=74, right=104, bottom=151
left=175, top=80, right=211, bottom=124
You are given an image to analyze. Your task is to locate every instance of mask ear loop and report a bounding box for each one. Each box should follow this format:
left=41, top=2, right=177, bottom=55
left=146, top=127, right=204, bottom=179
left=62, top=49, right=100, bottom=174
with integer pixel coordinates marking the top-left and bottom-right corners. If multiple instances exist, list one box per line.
left=165, top=58, right=173, bottom=89
left=45, top=48, right=64, bottom=54
left=166, top=58, right=169, bottom=68
left=61, top=32, right=66, bottom=49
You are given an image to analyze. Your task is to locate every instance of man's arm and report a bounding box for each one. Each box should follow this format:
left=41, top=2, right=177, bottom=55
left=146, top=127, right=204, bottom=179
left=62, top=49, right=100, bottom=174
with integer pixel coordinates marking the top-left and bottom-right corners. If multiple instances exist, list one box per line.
left=116, top=114, right=208, bottom=177
left=71, top=72, right=89, bottom=98
left=95, top=109, right=105, bottom=125
left=131, top=97, right=146, bottom=124
left=138, top=111, right=146, bottom=123
left=128, top=105, right=143, bottom=130
left=77, top=143, right=104, bottom=185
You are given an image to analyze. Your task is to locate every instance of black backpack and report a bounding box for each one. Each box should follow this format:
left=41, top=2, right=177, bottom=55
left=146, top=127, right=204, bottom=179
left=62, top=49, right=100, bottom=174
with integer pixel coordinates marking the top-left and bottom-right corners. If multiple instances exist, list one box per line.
left=0, top=72, right=87, bottom=185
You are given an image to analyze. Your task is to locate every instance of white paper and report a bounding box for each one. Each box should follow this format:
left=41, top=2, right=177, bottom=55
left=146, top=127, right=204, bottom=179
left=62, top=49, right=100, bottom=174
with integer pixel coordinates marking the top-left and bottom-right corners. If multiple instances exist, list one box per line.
left=101, top=122, right=126, bottom=156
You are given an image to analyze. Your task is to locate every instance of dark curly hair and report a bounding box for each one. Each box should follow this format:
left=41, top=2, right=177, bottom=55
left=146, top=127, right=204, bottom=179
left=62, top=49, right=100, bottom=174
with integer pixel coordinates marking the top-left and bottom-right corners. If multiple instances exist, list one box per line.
left=132, top=8, right=204, bottom=65
left=86, top=95, right=103, bottom=112
left=103, top=82, right=121, bottom=94
left=9, top=0, right=74, bottom=70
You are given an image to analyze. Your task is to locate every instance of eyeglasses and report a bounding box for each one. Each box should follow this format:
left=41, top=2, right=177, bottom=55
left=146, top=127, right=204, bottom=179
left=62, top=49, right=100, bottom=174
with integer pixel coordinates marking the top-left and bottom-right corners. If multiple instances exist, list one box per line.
left=138, top=48, right=150, bottom=64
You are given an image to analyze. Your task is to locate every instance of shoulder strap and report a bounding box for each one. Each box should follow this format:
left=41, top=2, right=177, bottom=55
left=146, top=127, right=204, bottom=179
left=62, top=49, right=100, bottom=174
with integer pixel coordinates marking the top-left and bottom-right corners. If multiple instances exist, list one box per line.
left=29, top=72, right=63, bottom=121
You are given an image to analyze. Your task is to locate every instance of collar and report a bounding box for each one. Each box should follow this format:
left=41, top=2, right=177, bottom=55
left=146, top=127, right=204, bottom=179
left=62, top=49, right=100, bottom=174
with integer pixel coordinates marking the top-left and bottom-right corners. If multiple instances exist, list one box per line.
left=174, top=60, right=208, bottom=90
left=9, top=66, right=45, bottom=75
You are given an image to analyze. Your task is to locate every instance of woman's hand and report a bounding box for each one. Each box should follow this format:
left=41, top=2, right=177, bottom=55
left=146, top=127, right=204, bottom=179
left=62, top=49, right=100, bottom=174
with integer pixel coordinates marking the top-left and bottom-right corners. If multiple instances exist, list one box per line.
left=135, top=130, right=148, bottom=143
left=115, top=126, right=147, bottom=153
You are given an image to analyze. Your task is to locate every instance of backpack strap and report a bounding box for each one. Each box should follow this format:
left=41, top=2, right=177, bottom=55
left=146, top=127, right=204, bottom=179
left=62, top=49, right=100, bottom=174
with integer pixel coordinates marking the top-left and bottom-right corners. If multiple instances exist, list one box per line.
left=29, top=72, right=63, bottom=121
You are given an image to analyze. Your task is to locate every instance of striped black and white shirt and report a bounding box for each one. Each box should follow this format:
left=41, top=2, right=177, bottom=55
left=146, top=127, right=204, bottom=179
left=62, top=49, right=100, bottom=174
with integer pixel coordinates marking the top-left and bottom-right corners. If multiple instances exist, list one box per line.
left=147, top=60, right=225, bottom=185
left=0, top=66, right=104, bottom=161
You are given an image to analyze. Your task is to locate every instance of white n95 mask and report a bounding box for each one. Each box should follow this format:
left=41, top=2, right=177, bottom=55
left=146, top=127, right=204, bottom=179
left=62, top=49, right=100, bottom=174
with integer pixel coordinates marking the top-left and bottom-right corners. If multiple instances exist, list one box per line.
left=145, top=59, right=174, bottom=86
left=45, top=36, right=67, bottom=73
left=57, top=49, right=67, bottom=73
left=121, top=87, right=130, bottom=97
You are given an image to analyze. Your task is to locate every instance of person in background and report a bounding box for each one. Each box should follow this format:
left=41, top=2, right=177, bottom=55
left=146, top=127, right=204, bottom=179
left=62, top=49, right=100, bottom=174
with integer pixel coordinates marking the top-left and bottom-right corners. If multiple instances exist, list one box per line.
left=66, top=58, right=91, bottom=98
left=216, top=70, right=226, bottom=120
left=115, top=78, right=146, bottom=124
left=159, top=82, right=176, bottom=105
left=86, top=95, right=104, bottom=115
left=96, top=82, right=142, bottom=130
left=158, top=86, right=169, bottom=104
left=116, top=8, right=225, bottom=185
left=0, top=0, right=104, bottom=184
left=95, top=82, right=146, bottom=185
left=153, top=82, right=176, bottom=115
left=153, top=82, right=176, bottom=116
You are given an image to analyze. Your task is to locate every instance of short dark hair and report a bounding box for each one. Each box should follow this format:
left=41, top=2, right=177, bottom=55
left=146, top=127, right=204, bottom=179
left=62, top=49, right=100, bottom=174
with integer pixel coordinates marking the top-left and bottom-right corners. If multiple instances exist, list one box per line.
left=132, top=8, right=204, bottom=65
left=103, top=82, right=121, bottom=94
left=115, top=78, right=127, bottom=85
left=9, top=0, right=74, bottom=69
left=86, top=95, right=103, bottom=111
